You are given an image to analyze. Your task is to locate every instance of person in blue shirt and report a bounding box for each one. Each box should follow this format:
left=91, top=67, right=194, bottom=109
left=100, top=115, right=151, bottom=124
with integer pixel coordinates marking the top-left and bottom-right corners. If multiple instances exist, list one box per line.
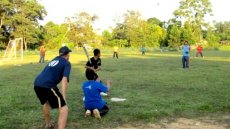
left=182, top=40, right=191, bottom=68
left=82, top=70, right=111, bottom=119
left=34, top=46, right=72, bottom=129
left=140, top=46, right=147, bottom=55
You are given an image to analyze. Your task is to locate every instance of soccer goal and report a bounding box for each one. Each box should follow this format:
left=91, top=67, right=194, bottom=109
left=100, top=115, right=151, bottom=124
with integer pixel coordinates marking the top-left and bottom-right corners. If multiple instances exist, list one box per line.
left=3, top=38, right=24, bottom=62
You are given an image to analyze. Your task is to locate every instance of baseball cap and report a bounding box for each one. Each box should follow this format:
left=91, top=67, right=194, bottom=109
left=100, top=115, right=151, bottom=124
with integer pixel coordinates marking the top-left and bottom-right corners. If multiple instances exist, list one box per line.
left=59, top=46, right=72, bottom=56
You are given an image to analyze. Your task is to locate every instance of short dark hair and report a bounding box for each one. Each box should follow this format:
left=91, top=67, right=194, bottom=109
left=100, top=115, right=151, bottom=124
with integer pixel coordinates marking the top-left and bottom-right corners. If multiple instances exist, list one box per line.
left=93, top=49, right=100, bottom=56
left=86, top=71, right=95, bottom=80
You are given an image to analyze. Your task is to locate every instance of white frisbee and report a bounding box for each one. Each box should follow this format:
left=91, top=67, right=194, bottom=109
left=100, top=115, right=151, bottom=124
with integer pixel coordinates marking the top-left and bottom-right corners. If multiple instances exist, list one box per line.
left=111, top=97, right=126, bottom=102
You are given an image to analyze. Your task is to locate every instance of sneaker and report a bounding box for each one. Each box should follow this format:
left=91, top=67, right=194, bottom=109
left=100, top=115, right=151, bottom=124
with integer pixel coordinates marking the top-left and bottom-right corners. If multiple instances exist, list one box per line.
left=45, top=122, right=56, bottom=129
left=93, top=109, right=101, bottom=119
left=85, top=110, right=91, bottom=117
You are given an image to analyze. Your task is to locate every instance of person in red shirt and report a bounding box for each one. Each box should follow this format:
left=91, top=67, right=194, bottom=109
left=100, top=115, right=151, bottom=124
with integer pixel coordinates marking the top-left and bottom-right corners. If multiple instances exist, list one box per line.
left=196, top=45, right=203, bottom=58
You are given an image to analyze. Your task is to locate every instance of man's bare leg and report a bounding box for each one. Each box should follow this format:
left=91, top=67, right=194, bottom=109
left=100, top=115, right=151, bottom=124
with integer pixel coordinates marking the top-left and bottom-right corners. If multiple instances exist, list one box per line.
left=43, top=102, right=51, bottom=128
left=58, top=105, right=68, bottom=129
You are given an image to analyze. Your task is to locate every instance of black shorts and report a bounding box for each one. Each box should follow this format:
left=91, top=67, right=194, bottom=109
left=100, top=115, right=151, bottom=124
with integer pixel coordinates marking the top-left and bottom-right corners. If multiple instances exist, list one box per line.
left=34, top=86, right=66, bottom=109
left=85, top=105, right=109, bottom=116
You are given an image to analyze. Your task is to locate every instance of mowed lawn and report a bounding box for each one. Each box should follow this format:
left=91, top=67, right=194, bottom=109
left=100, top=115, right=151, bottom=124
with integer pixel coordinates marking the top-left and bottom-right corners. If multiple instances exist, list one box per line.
left=0, top=49, right=230, bottom=129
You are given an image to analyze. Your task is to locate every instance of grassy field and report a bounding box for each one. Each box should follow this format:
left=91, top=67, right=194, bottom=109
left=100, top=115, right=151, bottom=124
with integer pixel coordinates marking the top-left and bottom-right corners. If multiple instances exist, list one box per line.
left=0, top=48, right=230, bottom=129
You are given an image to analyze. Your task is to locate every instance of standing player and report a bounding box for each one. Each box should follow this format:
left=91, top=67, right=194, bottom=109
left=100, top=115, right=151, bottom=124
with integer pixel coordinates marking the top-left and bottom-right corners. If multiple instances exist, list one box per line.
left=182, top=40, right=191, bottom=68
left=140, top=46, right=147, bottom=55
left=34, top=46, right=72, bottom=129
left=39, top=43, right=46, bottom=63
left=113, top=46, right=119, bottom=59
left=85, top=48, right=102, bottom=82
left=196, top=44, right=203, bottom=58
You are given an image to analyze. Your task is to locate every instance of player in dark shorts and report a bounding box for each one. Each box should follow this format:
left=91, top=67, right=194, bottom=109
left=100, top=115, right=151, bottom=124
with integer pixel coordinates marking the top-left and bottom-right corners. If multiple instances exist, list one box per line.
left=34, top=46, right=72, bottom=129
left=85, top=48, right=102, bottom=82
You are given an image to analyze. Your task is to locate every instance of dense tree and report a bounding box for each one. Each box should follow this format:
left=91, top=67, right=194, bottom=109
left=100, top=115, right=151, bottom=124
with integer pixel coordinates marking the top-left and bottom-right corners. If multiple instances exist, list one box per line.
left=206, top=28, right=220, bottom=47
left=101, top=30, right=112, bottom=46
left=147, top=17, right=162, bottom=27
left=2, top=0, right=227, bottom=50
left=140, top=20, right=164, bottom=47
left=43, top=22, right=69, bottom=49
left=67, top=12, right=98, bottom=47
left=0, top=0, right=46, bottom=49
left=214, top=22, right=230, bottom=42
left=112, top=11, right=163, bottom=47
left=173, top=0, right=213, bottom=45
left=167, top=24, right=181, bottom=47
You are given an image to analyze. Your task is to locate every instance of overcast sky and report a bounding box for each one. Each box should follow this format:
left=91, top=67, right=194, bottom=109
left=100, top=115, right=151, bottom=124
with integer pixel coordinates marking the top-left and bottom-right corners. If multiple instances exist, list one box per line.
left=38, top=0, right=230, bottom=32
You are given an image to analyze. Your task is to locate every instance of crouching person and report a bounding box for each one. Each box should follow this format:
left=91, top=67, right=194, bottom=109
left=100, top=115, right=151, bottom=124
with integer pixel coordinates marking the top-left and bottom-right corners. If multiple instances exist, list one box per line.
left=82, top=71, right=111, bottom=119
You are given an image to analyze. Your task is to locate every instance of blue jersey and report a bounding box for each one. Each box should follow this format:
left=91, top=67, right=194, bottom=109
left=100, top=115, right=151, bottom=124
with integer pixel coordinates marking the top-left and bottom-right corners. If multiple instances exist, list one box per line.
left=34, top=56, right=71, bottom=88
left=182, top=45, right=190, bottom=56
left=82, top=81, right=108, bottom=110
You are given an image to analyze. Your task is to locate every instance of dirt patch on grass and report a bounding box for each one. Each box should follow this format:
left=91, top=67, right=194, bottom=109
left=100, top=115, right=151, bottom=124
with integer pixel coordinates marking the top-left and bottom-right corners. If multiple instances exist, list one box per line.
left=112, top=114, right=230, bottom=129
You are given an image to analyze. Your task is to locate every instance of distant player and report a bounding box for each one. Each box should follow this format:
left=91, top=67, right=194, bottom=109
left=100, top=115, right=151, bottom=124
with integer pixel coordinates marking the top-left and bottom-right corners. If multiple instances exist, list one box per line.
left=83, top=71, right=111, bottom=119
left=113, top=46, right=119, bottom=59
left=34, top=46, right=72, bottom=129
left=85, top=48, right=101, bottom=82
left=182, top=40, right=191, bottom=68
left=39, top=43, right=46, bottom=63
left=196, top=44, right=203, bottom=58
left=140, top=46, right=147, bottom=55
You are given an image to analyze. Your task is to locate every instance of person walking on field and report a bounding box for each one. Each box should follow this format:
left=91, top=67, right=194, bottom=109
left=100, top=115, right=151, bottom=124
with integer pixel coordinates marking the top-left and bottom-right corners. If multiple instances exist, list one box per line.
left=34, top=46, right=72, bottom=129
left=83, top=71, right=111, bottom=119
left=182, top=40, right=191, bottom=68
left=39, top=44, right=46, bottom=63
left=113, top=46, right=119, bottom=59
left=196, top=44, right=203, bottom=58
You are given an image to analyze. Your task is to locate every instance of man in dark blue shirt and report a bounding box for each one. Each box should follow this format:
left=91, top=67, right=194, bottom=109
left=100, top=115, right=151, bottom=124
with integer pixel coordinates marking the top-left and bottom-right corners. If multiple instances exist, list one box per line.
left=34, top=46, right=71, bottom=129
left=82, top=70, right=111, bottom=119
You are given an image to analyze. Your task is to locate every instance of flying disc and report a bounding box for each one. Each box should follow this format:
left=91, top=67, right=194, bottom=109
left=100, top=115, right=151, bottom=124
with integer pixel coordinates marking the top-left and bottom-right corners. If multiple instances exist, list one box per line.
left=111, top=97, right=126, bottom=102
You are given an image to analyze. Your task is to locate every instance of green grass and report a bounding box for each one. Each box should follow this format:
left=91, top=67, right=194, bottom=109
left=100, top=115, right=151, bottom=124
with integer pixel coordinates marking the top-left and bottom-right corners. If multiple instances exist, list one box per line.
left=0, top=49, right=230, bottom=128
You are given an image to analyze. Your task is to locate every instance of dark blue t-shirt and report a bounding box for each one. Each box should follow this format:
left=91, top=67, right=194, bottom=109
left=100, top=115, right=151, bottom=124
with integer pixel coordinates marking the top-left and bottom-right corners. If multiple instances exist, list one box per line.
left=82, top=81, right=108, bottom=110
left=34, top=56, right=71, bottom=88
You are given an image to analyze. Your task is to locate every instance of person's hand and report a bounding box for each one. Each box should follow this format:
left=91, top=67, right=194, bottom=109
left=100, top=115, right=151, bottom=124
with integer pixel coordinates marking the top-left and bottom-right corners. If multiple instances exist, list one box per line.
left=106, top=80, right=111, bottom=86
left=96, top=67, right=101, bottom=71
left=89, top=67, right=96, bottom=72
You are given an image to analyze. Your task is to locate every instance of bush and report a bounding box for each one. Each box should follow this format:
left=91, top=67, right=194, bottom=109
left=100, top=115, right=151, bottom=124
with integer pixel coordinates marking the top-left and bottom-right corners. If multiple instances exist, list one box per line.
left=219, top=45, right=230, bottom=51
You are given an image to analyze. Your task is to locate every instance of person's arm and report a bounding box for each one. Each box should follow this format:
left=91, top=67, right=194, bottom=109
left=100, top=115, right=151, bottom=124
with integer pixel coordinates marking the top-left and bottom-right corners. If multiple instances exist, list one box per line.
left=106, top=80, right=111, bottom=91
left=61, top=77, right=68, bottom=101
left=85, top=65, right=96, bottom=72
left=97, top=80, right=112, bottom=93
left=95, top=66, right=101, bottom=71
left=85, top=65, right=94, bottom=70
left=62, top=62, right=71, bottom=101
left=85, top=60, right=97, bottom=72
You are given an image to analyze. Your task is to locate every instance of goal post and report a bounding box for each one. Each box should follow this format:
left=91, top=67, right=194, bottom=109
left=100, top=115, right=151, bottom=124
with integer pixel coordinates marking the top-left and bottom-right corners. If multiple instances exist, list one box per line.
left=3, top=38, right=24, bottom=62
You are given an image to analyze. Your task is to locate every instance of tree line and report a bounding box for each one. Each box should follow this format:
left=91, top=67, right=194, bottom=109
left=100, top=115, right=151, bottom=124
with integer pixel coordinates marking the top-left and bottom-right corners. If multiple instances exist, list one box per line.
left=0, top=0, right=230, bottom=50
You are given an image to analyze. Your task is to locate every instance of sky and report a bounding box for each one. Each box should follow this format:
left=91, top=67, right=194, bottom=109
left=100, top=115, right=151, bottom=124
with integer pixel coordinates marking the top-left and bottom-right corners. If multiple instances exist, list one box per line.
left=38, top=0, right=230, bottom=32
